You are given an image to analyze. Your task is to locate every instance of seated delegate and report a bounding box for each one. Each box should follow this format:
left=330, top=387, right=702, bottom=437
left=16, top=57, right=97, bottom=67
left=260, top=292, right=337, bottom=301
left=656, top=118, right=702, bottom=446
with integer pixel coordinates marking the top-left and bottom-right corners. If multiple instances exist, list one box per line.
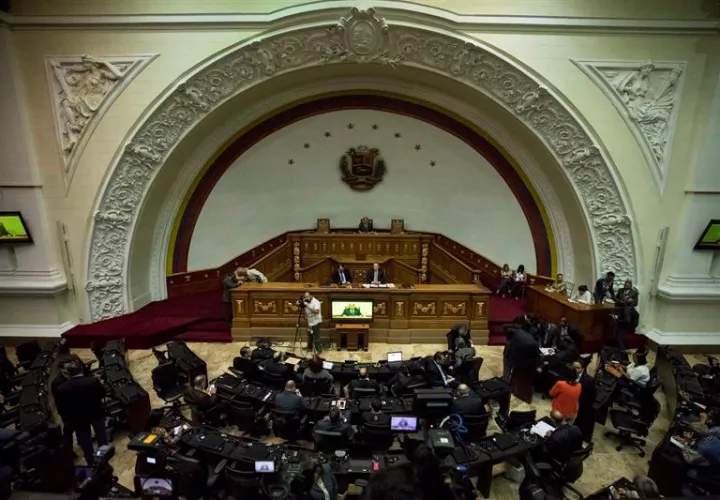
left=302, top=356, right=334, bottom=384
left=362, top=398, right=391, bottom=427
left=537, top=410, right=583, bottom=464
left=333, top=264, right=352, bottom=285
left=615, top=351, right=650, bottom=387
left=573, top=284, right=593, bottom=305
left=275, top=380, right=305, bottom=417
left=314, top=407, right=354, bottom=440
left=425, top=352, right=456, bottom=388
left=451, top=384, right=487, bottom=418
left=366, top=262, right=386, bottom=284
left=344, top=366, right=379, bottom=398
left=545, top=273, right=568, bottom=296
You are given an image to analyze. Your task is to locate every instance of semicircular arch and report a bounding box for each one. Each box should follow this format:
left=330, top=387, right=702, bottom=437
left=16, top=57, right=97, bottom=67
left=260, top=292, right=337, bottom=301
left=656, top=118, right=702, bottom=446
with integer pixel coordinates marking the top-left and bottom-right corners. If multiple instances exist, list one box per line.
left=86, top=7, right=637, bottom=321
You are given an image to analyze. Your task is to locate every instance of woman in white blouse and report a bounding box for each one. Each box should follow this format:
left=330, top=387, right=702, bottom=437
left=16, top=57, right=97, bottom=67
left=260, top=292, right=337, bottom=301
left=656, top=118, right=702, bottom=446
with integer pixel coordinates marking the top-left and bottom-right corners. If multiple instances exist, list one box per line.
left=511, top=264, right=526, bottom=299
left=574, top=284, right=592, bottom=304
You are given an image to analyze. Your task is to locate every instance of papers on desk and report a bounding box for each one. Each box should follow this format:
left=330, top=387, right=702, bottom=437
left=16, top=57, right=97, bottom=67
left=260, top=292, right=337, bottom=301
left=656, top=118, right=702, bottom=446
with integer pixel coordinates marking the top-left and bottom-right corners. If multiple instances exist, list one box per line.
left=539, top=348, right=554, bottom=357
left=361, top=283, right=396, bottom=288
left=530, top=421, right=555, bottom=437
left=670, top=436, right=688, bottom=450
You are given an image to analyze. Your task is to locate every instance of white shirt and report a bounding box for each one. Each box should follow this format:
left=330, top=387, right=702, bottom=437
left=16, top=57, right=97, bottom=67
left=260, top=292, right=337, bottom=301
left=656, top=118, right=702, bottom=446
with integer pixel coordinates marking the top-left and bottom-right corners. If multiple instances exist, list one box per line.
left=304, top=297, right=322, bottom=327
left=515, top=272, right=526, bottom=282
left=575, top=290, right=592, bottom=304
left=246, top=268, right=268, bottom=283
left=626, top=363, right=650, bottom=387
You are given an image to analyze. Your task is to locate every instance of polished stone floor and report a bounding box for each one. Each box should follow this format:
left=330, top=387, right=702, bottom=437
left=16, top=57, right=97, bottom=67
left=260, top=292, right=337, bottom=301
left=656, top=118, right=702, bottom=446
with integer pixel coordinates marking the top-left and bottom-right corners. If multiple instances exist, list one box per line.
left=38, top=343, right=716, bottom=498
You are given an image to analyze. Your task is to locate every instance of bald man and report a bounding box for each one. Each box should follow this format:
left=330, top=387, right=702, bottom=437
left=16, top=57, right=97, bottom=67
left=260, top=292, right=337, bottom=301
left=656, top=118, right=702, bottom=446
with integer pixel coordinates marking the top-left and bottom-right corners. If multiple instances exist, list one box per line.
left=344, top=366, right=379, bottom=398
left=540, top=410, right=583, bottom=463
left=451, top=384, right=487, bottom=417
left=275, top=380, right=304, bottom=417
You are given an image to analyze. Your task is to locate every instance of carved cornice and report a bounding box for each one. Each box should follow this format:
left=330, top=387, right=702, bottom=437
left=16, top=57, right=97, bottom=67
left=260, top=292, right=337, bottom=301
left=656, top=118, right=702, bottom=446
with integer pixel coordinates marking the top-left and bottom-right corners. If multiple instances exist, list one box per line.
left=45, top=54, right=158, bottom=192
left=572, top=59, right=686, bottom=194
left=86, top=8, right=637, bottom=321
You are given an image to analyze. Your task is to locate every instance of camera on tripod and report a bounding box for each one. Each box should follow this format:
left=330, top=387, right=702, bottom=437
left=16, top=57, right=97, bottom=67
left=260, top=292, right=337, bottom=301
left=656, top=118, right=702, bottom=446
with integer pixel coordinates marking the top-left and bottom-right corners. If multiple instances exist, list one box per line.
left=296, top=296, right=310, bottom=309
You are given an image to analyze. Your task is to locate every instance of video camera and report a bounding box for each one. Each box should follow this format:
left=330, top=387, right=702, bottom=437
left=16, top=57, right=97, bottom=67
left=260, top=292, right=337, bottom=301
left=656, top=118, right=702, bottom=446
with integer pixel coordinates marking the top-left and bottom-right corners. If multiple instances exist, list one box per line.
left=296, top=295, right=310, bottom=309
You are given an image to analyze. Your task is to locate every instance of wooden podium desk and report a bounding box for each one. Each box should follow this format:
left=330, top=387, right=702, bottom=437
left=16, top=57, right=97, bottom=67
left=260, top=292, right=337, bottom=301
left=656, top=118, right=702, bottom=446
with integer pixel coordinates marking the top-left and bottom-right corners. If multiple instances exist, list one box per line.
left=525, top=285, right=616, bottom=349
left=230, top=282, right=490, bottom=344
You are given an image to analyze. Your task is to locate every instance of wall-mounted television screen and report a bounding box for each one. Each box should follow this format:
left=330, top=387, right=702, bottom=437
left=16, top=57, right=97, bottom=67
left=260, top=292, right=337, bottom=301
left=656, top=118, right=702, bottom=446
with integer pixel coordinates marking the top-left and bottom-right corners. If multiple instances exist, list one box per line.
left=0, top=212, right=33, bottom=244
left=330, top=298, right=373, bottom=323
left=694, top=219, right=720, bottom=251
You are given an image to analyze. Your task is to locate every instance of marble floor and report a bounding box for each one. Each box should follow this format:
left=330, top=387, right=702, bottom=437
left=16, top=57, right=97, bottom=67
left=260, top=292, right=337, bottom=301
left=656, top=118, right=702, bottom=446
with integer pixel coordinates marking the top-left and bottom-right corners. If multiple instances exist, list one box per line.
left=18, top=342, right=717, bottom=499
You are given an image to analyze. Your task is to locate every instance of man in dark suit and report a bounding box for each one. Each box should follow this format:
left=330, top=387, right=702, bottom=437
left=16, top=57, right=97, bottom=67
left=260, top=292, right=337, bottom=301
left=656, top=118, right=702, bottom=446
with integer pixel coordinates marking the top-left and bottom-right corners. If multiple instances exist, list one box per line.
left=539, top=410, right=584, bottom=464
left=333, top=264, right=352, bottom=285
left=344, top=366, right=379, bottom=398
left=366, top=262, right=386, bottom=284
left=594, top=271, right=616, bottom=304
left=425, top=352, right=455, bottom=388
left=275, top=380, right=305, bottom=417
left=261, top=351, right=291, bottom=379
left=573, top=361, right=597, bottom=443
left=451, top=384, right=486, bottom=417
left=222, top=271, right=240, bottom=325
left=54, top=362, right=108, bottom=465
left=251, top=341, right=274, bottom=364
left=362, top=398, right=390, bottom=427
left=314, top=407, right=354, bottom=440
left=358, top=217, right=373, bottom=233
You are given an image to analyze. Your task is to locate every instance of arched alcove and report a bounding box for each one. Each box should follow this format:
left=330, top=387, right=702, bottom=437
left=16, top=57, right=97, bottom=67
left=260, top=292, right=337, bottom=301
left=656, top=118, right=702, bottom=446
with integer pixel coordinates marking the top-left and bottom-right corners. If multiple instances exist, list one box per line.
left=88, top=7, right=637, bottom=321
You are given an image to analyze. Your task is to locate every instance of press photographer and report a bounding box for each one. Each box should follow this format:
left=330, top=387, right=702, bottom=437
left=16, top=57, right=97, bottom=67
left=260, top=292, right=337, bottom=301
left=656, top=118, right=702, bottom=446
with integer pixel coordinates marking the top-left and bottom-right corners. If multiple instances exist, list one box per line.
left=300, top=292, right=323, bottom=354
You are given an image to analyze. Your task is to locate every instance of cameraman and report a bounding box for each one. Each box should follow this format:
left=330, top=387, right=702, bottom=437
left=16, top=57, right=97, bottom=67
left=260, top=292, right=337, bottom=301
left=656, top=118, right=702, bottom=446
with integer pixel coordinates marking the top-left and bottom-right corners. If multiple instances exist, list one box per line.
left=302, top=292, right=323, bottom=354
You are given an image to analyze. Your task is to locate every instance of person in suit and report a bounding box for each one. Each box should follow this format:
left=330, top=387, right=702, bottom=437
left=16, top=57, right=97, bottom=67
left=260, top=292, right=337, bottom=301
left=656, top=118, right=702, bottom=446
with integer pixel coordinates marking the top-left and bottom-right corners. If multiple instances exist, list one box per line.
left=183, top=374, right=227, bottom=420
left=314, top=407, right=354, bottom=440
left=54, top=361, right=108, bottom=465
left=539, top=410, right=584, bottom=464
left=222, top=271, right=240, bottom=325
left=362, top=398, right=391, bottom=426
left=594, top=271, right=616, bottom=304
left=275, top=380, right=305, bottom=417
left=573, top=361, right=597, bottom=443
left=303, top=462, right=340, bottom=500
left=302, top=356, right=334, bottom=384
left=451, top=384, right=487, bottom=417
left=504, top=324, right=541, bottom=402
left=251, top=341, right=275, bottom=364
left=344, top=366, right=379, bottom=398
left=425, top=352, right=455, bottom=388
left=333, top=264, right=352, bottom=285
left=454, top=339, right=476, bottom=368
left=261, top=351, right=291, bottom=379
left=616, top=279, right=639, bottom=325
left=538, top=323, right=558, bottom=349
left=232, top=346, right=257, bottom=379
left=342, top=303, right=361, bottom=316
left=358, top=216, right=374, bottom=233
left=366, top=262, right=386, bottom=284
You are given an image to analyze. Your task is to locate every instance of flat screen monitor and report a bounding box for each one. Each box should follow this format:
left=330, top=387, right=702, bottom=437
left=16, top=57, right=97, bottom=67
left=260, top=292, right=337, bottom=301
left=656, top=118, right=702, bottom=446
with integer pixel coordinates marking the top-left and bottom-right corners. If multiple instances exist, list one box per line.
left=330, top=298, right=373, bottom=323
left=0, top=212, right=32, bottom=244
left=694, top=220, right=720, bottom=250
left=387, top=352, right=402, bottom=363
left=322, top=361, right=334, bottom=370
left=255, top=460, right=275, bottom=473
left=390, top=415, right=418, bottom=432
left=139, top=477, right=173, bottom=497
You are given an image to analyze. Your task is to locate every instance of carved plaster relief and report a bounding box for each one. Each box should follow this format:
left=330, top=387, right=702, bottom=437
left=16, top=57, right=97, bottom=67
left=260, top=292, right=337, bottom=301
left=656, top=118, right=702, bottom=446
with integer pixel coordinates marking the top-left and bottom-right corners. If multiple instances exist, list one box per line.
left=86, top=8, right=637, bottom=321
left=46, top=54, right=158, bottom=191
left=572, top=59, right=685, bottom=194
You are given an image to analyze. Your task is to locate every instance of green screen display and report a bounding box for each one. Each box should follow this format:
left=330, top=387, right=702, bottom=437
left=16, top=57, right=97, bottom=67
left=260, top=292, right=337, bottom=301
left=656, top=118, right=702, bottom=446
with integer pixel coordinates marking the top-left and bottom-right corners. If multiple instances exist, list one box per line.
left=0, top=213, right=32, bottom=243
left=694, top=220, right=720, bottom=250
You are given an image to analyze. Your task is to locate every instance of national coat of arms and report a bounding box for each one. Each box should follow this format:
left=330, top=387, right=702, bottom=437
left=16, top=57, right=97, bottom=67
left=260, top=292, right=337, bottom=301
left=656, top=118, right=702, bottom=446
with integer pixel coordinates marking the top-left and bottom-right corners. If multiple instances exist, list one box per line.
left=339, top=146, right=386, bottom=191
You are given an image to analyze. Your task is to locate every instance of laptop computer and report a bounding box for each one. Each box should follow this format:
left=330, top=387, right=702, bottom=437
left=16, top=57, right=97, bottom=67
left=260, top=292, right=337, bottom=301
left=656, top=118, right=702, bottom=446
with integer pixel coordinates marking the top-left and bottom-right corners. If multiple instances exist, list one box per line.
left=387, top=352, right=402, bottom=363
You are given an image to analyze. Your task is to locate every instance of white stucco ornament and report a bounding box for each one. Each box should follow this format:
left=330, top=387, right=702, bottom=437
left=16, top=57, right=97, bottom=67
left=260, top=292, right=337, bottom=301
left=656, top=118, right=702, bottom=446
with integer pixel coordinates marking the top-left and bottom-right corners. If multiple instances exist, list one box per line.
left=46, top=54, right=158, bottom=192
left=572, top=59, right=685, bottom=194
left=86, top=8, right=636, bottom=321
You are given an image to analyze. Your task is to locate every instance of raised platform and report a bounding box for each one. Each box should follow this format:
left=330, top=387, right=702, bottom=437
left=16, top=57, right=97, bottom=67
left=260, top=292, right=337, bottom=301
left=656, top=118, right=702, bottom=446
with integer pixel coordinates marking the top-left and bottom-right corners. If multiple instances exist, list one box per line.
left=231, top=282, right=490, bottom=344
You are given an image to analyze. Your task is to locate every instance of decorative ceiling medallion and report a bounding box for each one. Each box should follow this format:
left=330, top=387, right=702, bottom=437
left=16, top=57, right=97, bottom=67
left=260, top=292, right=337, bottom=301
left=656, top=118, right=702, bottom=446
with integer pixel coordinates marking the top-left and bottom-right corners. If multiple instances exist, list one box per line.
left=46, top=54, right=157, bottom=192
left=339, top=146, right=386, bottom=191
left=572, top=59, right=685, bottom=194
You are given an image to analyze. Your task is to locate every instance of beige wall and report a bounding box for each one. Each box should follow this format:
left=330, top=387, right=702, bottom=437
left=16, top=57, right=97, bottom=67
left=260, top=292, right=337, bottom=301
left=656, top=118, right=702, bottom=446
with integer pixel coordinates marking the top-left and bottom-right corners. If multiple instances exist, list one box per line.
left=1, top=1, right=718, bottom=340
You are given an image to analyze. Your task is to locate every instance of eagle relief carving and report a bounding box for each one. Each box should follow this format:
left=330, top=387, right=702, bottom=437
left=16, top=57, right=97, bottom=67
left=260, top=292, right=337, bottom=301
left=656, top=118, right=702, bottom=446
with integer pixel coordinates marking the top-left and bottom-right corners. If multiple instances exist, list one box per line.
left=254, top=300, right=277, bottom=314
left=413, top=302, right=436, bottom=316
left=339, top=146, right=386, bottom=191
left=443, top=302, right=467, bottom=316
left=284, top=301, right=300, bottom=314
left=373, top=302, right=387, bottom=316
